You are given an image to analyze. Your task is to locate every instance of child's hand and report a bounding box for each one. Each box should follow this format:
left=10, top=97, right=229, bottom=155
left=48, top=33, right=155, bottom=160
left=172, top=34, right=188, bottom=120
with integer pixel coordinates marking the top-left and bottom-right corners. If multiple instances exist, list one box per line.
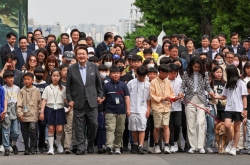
left=39, top=113, right=44, bottom=121
left=243, top=118, right=247, bottom=124
left=178, top=93, right=184, bottom=99
left=19, top=116, right=24, bottom=122
left=126, top=110, right=131, bottom=117
left=146, top=110, right=150, bottom=118
left=0, top=111, right=6, bottom=121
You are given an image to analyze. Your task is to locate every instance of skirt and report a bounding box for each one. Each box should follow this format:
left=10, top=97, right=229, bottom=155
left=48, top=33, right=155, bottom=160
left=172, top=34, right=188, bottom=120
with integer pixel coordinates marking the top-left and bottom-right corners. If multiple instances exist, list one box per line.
left=42, top=106, right=67, bottom=125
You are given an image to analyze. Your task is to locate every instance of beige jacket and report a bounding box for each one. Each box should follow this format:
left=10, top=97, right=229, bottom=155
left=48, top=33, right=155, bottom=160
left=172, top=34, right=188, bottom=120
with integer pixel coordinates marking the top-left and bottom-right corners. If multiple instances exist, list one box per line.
left=17, top=86, right=41, bottom=122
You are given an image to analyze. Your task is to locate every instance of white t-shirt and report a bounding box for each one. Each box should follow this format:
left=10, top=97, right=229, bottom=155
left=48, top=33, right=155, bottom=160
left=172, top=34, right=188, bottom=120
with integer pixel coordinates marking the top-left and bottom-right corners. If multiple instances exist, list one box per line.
left=221, top=80, right=248, bottom=112
left=127, top=78, right=150, bottom=113
left=42, top=84, right=66, bottom=109
left=3, top=85, right=20, bottom=104
left=168, top=78, right=182, bottom=112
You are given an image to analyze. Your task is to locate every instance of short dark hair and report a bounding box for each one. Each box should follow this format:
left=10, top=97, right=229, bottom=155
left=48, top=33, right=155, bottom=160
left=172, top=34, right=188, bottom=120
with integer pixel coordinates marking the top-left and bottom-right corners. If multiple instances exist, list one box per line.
left=85, top=36, right=93, bottom=41
left=179, top=34, right=187, bottom=40
left=75, top=46, right=88, bottom=55
left=162, top=35, right=171, bottom=41
left=110, top=66, right=120, bottom=73
left=148, top=35, right=158, bottom=42
left=114, top=58, right=126, bottom=65
left=201, top=35, right=210, bottom=40
left=61, top=33, right=69, bottom=38
left=169, top=44, right=178, bottom=51
left=34, top=29, right=43, bottom=35
left=137, top=66, right=148, bottom=76
left=240, top=55, right=248, bottom=62
left=224, top=52, right=235, bottom=58
left=98, top=64, right=108, bottom=71
left=143, top=39, right=150, bottom=45
left=19, top=36, right=28, bottom=42
left=147, top=67, right=158, bottom=74
left=114, top=35, right=122, bottom=42
left=4, top=53, right=16, bottom=62
left=131, top=55, right=143, bottom=62
left=158, top=64, right=170, bottom=73
left=70, top=29, right=80, bottom=37
left=168, top=63, right=179, bottom=72
left=23, top=72, right=34, bottom=79
left=3, top=70, right=14, bottom=79
left=59, top=64, right=69, bottom=71
left=211, top=37, right=220, bottom=42
left=247, top=81, right=250, bottom=89
left=160, top=57, right=172, bottom=65
left=47, top=34, right=56, bottom=40
left=218, top=33, right=227, bottom=39
left=184, top=38, right=194, bottom=46
left=171, top=34, right=179, bottom=40
left=28, top=32, right=33, bottom=35
left=88, top=56, right=99, bottom=63
left=104, top=32, right=113, bottom=41
left=34, top=66, right=45, bottom=74
left=143, top=48, right=152, bottom=55
left=80, top=32, right=86, bottom=40
left=199, top=52, right=208, bottom=57
left=6, top=32, right=17, bottom=39
left=230, top=32, right=239, bottom=38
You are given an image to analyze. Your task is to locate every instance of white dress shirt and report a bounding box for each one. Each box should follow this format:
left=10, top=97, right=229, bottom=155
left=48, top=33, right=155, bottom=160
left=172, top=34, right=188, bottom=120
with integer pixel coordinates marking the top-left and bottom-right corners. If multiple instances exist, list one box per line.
left=8, top=44, right=14, bottom=51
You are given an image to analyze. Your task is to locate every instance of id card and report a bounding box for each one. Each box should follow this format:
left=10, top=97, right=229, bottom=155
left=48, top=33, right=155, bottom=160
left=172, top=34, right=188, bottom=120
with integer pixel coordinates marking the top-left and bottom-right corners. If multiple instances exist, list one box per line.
left=140, top=100, right=144, bottom=106
left=54, top=103, right=58, bottom=110
left=24, top=106, right=28, bottom=113
left=115, top=97, right=120, bottom=104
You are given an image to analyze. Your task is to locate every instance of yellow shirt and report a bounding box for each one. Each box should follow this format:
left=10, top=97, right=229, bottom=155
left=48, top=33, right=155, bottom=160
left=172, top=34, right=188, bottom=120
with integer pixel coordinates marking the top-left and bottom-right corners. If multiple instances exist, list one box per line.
left=150, top=76, right=175, bottom=112
left=137, top=51, right=159, bottom=62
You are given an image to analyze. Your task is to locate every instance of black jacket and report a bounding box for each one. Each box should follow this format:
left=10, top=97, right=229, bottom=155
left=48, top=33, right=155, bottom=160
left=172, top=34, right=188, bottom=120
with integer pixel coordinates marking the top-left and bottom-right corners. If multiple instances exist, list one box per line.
left=0, top=44, right=17, bottom=65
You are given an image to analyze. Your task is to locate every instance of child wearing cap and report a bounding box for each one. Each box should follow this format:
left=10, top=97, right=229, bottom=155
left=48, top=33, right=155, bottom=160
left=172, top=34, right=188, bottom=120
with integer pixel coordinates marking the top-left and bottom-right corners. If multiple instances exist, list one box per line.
left=62, top=51, right=75, bottom=65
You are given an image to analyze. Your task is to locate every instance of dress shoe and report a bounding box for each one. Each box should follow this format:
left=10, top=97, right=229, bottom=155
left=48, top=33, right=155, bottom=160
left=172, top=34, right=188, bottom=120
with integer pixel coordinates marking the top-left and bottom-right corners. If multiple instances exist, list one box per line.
left=30, top=147, right=36, bottom=154
left=4, top=148, right=10, bottom=156
left=24, top=149, right=30, bottom=155
left=87, top=147, right=94, bottom=153
left=71, top=146, right=78, bottom=153
left=12, top=145, right=18, bottom=155
left=76, top=150, right=85, bottom=155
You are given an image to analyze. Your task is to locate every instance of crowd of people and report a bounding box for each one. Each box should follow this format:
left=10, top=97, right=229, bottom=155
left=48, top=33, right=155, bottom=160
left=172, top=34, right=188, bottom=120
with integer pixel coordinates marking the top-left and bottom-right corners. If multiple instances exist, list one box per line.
left=0, top=29, right=250, bottom=157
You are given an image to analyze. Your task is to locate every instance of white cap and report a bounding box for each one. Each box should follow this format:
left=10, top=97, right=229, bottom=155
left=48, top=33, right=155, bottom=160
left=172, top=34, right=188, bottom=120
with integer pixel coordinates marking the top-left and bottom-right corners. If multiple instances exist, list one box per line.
left=87, top=47, right=95, bottom=53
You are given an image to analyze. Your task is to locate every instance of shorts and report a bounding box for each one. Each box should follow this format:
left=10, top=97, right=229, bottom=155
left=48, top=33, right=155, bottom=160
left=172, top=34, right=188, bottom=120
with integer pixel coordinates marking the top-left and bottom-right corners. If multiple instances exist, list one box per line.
left=217, top=111, right=226, bottom=121
left=128, top=113, right=147, bottom=131
left=153, top=111, right=170, bottom=127
left=224, top=111, right=242, bottom=122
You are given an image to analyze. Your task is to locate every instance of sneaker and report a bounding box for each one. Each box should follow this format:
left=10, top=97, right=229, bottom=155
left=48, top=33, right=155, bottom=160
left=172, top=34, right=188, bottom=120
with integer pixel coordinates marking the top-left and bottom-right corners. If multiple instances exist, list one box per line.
left=143, top=141, right=148, bottom=151
left=174, top=142, right=178, bottom=152
left=188, top=148, right=195, bottom=154
left=148, top=147, right=154, bottom=154
left=106, top=146, right=113, bottom=155
left=9, top=146, right=13, bottom=152
left=30, top=147, right=36, bottom=154
left=170, top=146, right=176, bottom=153
left=65, top=148, right=71, bottom=154
left=24, top=149, right=30, bottom=155
left=47, top=148, right=54, bottom=155
left=229, top=147, right=236, bottom=156
left=199, top=148, right=205, bottom=154
left=244, top=142, right=248, bottom=149
left=225, top=141, right=234, bottom=153
left=130, top=145, right=138, bottom=154
left=115, top=148, right=121, bottom=154
left=248, top=150, right=250, bottom=155
left=206, top=147, right=214, bottom=154
left=55, top=140, right=63, bottom=153
left=154, top=145, right=161, bottom=154
left=164, top=146, right=171, bottom=154
left=138, top=146, right=144, bottom=154
left=123, top=146, right=129, bottom=152
left=4, top=148, right=10, bottom=156
left=12, top=145, right=18, bottom=155
left=0, top=145, right=5, bottom=153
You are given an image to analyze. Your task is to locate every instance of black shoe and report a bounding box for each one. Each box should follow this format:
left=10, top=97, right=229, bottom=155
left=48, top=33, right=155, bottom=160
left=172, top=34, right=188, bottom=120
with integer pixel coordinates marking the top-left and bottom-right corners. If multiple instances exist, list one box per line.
left=106, top=147, right=113, bottom=155
left=44, top=142, right=48, bottom=150
left=12, top=145, right=18, bottom=155
left=76, top=150, right=85, bottom=155
left=30, top=147, right=36, bottom=154
left=138, top=146, right=144, bottom=154
left=130, top=145, right=138, bottom=154
left=71, top=146, right=77, bottom=153
left=65, top=148, right=71, bottom=154
left=4, top=148, right=10, bottom=156
left=24, top=149, right=30, bottom=155
left=123, top=147, right=129, bottom=152
left=39, top=148, right=44, bottom=153
left=97, top=148, right=103, bottom=154
left=87, top=144, right=94, bottom=153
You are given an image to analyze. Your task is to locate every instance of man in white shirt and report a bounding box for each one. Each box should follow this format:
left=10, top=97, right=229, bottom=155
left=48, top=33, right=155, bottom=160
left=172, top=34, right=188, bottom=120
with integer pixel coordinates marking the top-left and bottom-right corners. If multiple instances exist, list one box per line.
left=229, top=32, right=246, bottom=55
left=196, top=35, right=210, bottom=53
left=207, top=37, right=221, bottom=60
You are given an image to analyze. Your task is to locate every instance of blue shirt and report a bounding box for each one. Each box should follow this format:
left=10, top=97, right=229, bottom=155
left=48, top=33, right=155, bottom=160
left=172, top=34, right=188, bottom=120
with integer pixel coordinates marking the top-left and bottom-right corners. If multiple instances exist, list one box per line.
left=78, top=63, right=87, bottom=85
left=103, top=80, right=129, bottom=114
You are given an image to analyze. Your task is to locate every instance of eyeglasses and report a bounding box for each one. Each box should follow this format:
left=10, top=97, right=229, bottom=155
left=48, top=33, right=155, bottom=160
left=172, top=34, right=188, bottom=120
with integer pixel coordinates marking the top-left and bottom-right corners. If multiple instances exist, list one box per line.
left=29, top=59, right=37, bottom=62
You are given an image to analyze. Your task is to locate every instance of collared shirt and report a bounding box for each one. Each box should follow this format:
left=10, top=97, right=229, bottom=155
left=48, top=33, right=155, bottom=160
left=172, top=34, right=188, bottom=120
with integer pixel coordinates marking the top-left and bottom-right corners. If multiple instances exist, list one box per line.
left=35, top=42, right=38, bottom=50
left=193, top=72, right=199, bottom=92
left=232, top=44, right=238, bottom=54
left=151, top=45, right=158, bottom=53
left=150, top=76, right=175, bottom=112
left=212, top=48, right=219, bottom=59
left=8, top=44, right=14, bottom=51
left=202, top=47, right=209, bottom=53
left=59, top=45, right=64, bottom=54
left=21, top=49, right=27, bottom=62
left=78, top=63, right=87, bottom=85
left=104, top=41, right=110, bottom=50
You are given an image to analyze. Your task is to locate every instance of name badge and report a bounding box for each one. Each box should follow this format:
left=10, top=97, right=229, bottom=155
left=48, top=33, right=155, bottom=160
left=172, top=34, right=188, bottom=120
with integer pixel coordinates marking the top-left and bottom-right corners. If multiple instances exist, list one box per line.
left=54, top=103, right=58, bottom=110
left=140, top=100, right=144, bottom=106
left=24, top=106, right=28, bottom=113
left=115, top=97, right=120, bottom=104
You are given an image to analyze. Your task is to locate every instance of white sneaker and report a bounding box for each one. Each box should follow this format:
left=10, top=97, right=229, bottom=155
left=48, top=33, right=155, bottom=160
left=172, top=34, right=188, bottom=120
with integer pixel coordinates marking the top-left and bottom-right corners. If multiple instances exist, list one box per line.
left=143, top=141, right=148, bottom=151
left=199, top=148, right=206, bottom=154
left=9, top=146, right=13, bottom=152
left=55, top=140, right=64, bottom=153
left=188, top=148, right=195, bottom=154
left=154, top=145, right=161, bottom=154
left=174, top=142, right=178, bottom=152
left=164, top=146, right=171, bottom=154
left=148, top=147, right=154, bottom=153
left=0, top=145, right=5, bottom=153
left=170, top=146, right=176, bottom=153
left=206, top=147, right=214, bottom=154
left=47, top=148, right=54, bottom=155
left=115, top=148, right=121, bottom=154
left=244, top=142, right=248, bottom=149
left=229, top=147, right=236, bottom=156
left=225, top=141, right=234, bottom=153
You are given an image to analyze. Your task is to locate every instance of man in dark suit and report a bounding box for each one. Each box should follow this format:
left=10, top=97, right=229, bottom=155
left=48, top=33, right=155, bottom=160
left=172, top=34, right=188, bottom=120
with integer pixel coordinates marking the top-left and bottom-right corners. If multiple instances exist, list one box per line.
left=228, top=32, right=246, bottom=55
left=31, top=37, right=47, bottom=56
left=148, top=35, right=162, bottom=55
left=0, top=32, right=17, bottom=66
left=129, top=36, right=145, bottom=54
left=12, top=36, right=32, bottom=71
left=63, top=29, right=80, bottom=53
left=207, top=37, right=221, bottom=60
left=96, top=32, right=114, bottom=58
left=171, top=34, right=187, bottom=57
left=196, top=35, right=211, bottom=53
left=66, top=46, right=103, bottom=155
left=27, top=29, right=43, bottom=51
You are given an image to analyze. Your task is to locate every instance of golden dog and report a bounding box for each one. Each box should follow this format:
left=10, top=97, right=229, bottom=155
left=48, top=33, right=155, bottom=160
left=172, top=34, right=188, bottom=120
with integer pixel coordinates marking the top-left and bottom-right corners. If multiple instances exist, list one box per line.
left=215, top=122, right=234, bottom=154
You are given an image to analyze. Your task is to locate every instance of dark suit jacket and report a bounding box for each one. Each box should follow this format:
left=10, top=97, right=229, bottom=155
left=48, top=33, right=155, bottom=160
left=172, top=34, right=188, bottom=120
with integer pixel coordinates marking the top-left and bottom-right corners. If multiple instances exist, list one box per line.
left=178, top=45, right=187, bottom=57
left=96, top=41, right=109, bottom=58
left=228, top=44, right=246, bottom=55
left=66, top=62, right=103, bottom=109
left=180, top=51, right=199, bottom=64
left=63, top=43, right=73, bottom=53
left=0, top=44, right=17, bottom=65
left=154, top=45, right=162, bottom=55
left=129, top=47, right=140, bottom=54
left=207, top=49, right=221, bottom=60
left=27, top=43, right=36, bottom=51
left=196, top=47, right=210, bottom=53
left=12, top=48, right=32, bottom=70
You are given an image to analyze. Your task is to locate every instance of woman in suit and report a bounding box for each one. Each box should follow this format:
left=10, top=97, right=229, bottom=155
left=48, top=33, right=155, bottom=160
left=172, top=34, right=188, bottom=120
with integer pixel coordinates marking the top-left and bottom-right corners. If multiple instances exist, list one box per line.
left=180, top=38, right=199, bottom=64
left=179, top=57, right=214, bottom=154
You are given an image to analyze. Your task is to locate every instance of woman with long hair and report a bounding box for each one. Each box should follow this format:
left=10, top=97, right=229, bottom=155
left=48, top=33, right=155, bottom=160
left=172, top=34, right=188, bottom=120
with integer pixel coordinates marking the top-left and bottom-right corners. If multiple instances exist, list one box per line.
left=47, top=40, right=62, bottom=64
left=44, top=56, right=59, bottom=84
left=37, top=48, right=48, bottom=69
left=23, top=55, right=38, bottom=74
left=157, top=40, right=171, bottom=65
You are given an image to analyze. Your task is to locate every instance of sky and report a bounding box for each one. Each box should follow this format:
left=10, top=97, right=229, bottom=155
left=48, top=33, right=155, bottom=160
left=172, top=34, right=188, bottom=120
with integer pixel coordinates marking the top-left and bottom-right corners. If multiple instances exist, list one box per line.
left=28, top=0, right=135, bottom=26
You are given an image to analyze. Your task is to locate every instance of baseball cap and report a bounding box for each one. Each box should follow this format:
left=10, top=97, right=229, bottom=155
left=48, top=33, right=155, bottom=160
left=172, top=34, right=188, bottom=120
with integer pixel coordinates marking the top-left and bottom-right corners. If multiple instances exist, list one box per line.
left=78, top=40, right=87, bottom=45
left=126, top=53, right=136, bottom=59
left=113, top=54, right=120, bottom=60
left=87, top=47, right=95, bottom=53
left=63, top=51, right=75, bottom=61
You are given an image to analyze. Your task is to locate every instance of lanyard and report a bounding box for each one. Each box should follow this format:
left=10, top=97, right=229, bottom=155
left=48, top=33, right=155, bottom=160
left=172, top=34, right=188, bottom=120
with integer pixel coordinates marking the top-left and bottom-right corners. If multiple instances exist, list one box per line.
left=137, top=80, right=145, bottom=99
left=6, top=86, right=14, bottom=102
left=157, top=79, right=165, bottom=97
left=50, top=85, right=59, bottom=103
left=26, top=89, right=33, bottom=105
